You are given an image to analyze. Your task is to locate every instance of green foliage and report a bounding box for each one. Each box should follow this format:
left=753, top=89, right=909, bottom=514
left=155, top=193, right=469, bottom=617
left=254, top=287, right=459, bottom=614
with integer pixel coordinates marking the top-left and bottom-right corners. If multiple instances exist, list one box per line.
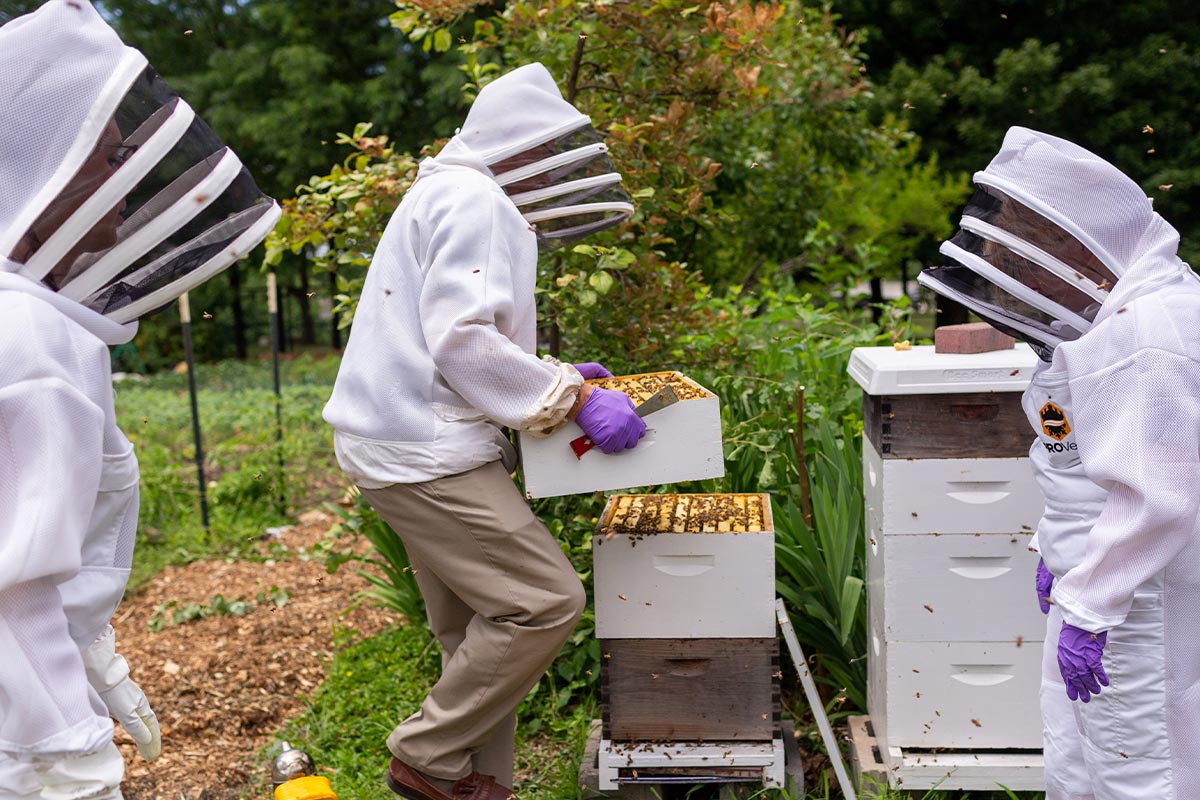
left=268, top=0, right=964, bottom=357
left=836, top=0, right=1200, bottom=265
left=273, top=623, right=598, bottom=800
left=773, top=422, right=866, bottom=709
left=264, top=124, right=421, bottom=326
left=105, top=0, right=467, bottom=200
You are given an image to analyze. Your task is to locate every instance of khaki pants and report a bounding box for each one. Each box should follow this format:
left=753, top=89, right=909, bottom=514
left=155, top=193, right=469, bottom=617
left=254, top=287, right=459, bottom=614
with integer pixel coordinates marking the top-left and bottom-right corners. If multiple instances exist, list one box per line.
left=360, top=461, right=586, bottom=784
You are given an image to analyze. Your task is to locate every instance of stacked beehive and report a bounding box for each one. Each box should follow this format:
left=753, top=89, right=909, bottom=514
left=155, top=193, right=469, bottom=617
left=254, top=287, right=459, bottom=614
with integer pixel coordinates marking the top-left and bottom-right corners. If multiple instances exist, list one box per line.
left=849, top=344, right=1048, bottom=789
left=592, top=493, right=783, bottom=788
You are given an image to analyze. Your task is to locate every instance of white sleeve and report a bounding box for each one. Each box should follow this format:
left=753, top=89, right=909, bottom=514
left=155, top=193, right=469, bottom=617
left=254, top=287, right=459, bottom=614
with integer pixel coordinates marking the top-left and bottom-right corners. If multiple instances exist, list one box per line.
left=0, top=377, right=112, bottom=759
left=418, top=187, right=581, bottom=430
left=1051, top=348, right=1200, bottom=632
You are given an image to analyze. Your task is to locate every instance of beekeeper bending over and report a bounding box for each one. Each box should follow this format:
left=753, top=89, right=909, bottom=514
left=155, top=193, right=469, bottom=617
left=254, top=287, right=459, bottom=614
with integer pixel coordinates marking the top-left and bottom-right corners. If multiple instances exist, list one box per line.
left=918, top=126, right=1200, bottom=800
left=0, top=3, right=279, bottom=797
left=323, top=63, right=644, bottom=800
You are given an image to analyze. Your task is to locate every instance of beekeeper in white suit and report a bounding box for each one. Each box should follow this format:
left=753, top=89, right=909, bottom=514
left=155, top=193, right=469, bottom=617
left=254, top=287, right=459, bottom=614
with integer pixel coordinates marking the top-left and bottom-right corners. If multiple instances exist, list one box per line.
left=324, top=63, right=642, bottom=800
left=0, top=3, right=279, bottom=798
left=919, top=126, right=1200, bottom=799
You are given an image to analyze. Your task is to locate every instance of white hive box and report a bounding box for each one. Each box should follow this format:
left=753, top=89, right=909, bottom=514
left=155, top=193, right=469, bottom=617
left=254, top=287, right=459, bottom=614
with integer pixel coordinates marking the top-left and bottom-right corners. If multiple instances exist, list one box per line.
left=520, top=371, right=724, bottom=499
left=592, top=493, right=775, bottom=639
left=868, top=604, right=1044, bottom=749
left=850, top=344, right=1046, bottom=776
left=866, top=508, right=1044, bottom=642
left=863, top=443, right=1043, bottom=536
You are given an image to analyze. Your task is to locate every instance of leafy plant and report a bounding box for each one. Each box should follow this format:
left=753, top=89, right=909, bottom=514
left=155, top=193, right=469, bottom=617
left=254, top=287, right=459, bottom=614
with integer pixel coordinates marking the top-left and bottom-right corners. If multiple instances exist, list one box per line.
left=147, top=587, right=289, bottom=632
left=774, top=419, right=867, bottom=710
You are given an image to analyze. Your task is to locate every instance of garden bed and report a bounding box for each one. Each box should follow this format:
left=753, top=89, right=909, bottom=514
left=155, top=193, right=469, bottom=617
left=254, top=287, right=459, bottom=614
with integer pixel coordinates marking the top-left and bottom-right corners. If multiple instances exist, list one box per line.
left=113, top=509, right=393, bottom=799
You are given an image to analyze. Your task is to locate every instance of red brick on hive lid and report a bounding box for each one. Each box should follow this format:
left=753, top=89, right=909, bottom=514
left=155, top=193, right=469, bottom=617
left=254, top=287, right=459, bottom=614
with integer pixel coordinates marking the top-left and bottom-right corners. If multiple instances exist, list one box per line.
left=934, top=322, right=1015, bottom=354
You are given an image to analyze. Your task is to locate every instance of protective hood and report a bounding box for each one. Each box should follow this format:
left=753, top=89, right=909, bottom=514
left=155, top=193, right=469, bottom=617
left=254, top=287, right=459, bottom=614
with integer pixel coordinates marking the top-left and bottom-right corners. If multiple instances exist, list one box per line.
left=919, top=127, right=1189, bottom=359
left=0, top=1, right=280, bottom=326
left=449, top=62, right=633, bottom=252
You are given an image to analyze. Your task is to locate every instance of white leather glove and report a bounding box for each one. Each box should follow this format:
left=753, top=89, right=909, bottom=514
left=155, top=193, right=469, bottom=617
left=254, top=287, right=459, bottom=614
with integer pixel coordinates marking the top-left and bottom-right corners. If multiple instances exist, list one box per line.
left=80, top=626, right=161, bottom=761
left=33, top=741, right=125, bottom=800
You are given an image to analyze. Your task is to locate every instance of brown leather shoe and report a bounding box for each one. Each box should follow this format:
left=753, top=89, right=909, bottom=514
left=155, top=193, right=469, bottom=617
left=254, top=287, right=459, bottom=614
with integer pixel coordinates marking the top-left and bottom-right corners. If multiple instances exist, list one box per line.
left=386, top=758, right=517, bottom=800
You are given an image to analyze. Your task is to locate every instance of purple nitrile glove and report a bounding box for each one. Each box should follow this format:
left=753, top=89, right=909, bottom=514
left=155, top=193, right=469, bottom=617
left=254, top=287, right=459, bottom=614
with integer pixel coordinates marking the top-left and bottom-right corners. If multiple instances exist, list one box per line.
left=574, top=387, right=646, bottom=454
left=1036, top=558, right=1054, bottom=615
left=573, top=362, right=614, bottom=380
left=1058, top=623, right=1109, bottom=703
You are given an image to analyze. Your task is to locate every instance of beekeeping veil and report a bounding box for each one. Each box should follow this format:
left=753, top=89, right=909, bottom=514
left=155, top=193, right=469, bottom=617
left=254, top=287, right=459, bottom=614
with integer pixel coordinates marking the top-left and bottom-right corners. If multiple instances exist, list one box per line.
left=918, top=127, right=1180, bottom=360
left=0, top=1, right=280, bottom=326
left=453, top=62, right=634, bottom=252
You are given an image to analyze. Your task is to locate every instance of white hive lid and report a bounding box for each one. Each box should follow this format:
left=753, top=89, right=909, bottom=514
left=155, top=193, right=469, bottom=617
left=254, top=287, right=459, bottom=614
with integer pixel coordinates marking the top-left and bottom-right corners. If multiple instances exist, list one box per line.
left=847, top=343, right=1039, bottom=396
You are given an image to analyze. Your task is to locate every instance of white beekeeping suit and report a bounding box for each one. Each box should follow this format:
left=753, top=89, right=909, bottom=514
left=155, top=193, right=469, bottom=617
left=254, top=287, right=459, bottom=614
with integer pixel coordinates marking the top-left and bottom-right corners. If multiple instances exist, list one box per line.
left=324, top=62, right=633, bottom=485
left=920, top=127, right=1200, bottom=799
left=324, top=63, right=638, bottom=798
left=0, top=3, right=279, bottom=798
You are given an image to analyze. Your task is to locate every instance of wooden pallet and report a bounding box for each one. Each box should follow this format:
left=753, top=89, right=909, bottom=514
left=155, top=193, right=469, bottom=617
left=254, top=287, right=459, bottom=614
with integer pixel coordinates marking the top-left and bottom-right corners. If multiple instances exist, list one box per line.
left=578, top=720, right=803, bottom=798
left=847, top=714, right=1044, bottom=792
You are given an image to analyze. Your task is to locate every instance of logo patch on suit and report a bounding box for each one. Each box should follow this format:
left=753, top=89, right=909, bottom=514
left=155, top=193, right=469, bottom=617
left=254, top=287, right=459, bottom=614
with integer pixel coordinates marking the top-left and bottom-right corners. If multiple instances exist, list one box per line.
left=1039, top=402, right=1071, bottom=441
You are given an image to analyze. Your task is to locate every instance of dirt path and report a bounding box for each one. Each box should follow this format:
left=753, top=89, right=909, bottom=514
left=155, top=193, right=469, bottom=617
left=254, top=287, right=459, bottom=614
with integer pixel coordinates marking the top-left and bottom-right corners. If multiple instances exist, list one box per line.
left=112, top=509, right=394, bottom=799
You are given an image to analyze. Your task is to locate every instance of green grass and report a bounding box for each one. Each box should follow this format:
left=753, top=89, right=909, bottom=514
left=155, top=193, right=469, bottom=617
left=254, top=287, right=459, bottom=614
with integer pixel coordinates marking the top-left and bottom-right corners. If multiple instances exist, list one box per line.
left=266, top=622, right=596, bottom=800
left=271, top=624, right=441, bottom=798
left=116, top=353, right=345, bottom=590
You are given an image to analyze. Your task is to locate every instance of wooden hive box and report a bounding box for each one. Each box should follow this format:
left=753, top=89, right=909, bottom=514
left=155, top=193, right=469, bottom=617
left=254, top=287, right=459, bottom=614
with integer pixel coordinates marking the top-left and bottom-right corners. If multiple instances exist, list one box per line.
left=519, top=371, right=724, bottom=499
left=594, top=493, right=779, bottom=742
left=848, top=344, right=1037, bottom=460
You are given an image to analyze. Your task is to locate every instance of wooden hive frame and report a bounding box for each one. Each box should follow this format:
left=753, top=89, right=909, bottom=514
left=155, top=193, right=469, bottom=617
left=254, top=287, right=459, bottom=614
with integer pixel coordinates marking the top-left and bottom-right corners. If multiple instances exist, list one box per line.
left=597, top=493, right=772, bottom=536
left=586, top=370, right=714, bottom=404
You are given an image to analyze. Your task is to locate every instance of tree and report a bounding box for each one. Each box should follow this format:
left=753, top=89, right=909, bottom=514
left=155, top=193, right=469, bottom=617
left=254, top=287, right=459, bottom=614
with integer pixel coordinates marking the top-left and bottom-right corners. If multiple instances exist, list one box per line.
left=270, top=0, right=963, bottom=363
left=96, top=0, right=467, bottom=360
left=835, top=0, right=1200, bottom=264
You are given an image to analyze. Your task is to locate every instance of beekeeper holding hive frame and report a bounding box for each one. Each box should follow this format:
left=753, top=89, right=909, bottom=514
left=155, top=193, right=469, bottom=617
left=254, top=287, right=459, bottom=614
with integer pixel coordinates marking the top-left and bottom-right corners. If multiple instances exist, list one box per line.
left=918, top=126, right=1200, bottom=799
left=322, top=63, right=645, bottom=800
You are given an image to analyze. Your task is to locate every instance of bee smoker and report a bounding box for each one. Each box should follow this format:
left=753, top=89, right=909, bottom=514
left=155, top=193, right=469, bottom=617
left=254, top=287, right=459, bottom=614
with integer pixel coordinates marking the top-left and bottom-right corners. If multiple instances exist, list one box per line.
left=270, top=742, right=337, bottom=800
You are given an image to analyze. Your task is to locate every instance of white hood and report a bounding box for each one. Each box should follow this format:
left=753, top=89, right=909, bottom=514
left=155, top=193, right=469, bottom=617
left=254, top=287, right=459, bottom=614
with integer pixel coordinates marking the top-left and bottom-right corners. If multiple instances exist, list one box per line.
left=0, top=1, right=279, bottom=325
left=432, top=63, right=633, bottom=252
left=454, top=63, right=591, bottom=164
left=919, top=126, right=1192, bottom=358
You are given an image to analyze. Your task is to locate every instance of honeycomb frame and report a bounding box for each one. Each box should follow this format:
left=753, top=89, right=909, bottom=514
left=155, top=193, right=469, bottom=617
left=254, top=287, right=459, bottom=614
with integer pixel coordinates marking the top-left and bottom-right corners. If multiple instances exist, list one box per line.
left=586, top=371, right=712, bottom=404
left=597, top=493, right=771, bottom=535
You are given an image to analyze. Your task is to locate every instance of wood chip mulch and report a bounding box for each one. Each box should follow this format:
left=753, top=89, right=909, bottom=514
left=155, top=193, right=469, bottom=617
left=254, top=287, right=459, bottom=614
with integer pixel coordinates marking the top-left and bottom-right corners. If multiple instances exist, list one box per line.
left=112, top=509, right=395, bottom=799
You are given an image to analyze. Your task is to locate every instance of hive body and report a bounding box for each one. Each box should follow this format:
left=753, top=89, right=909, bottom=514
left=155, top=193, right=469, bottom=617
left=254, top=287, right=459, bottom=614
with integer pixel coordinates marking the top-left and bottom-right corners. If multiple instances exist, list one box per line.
left=592, top=493, right=786, bottom=790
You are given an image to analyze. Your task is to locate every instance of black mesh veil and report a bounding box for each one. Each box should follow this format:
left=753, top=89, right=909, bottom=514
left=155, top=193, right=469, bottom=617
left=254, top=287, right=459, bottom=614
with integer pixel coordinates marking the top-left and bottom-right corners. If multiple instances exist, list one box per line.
left=490, top=123, right=633, bottom=252
left=14, top=64, right=278, bottom=323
